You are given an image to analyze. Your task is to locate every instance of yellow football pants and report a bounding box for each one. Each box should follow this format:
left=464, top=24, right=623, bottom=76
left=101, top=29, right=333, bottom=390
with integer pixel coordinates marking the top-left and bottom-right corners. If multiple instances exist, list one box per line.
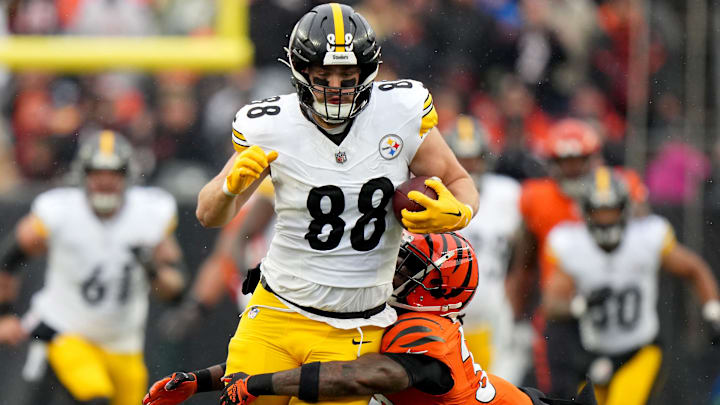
left=47, top=334, right=147, bottom=405
left=593, top=345, right=662, bottom=405
left=226, top=283, right=385, bottom=405
left=464, top=325, right=493, bottom=372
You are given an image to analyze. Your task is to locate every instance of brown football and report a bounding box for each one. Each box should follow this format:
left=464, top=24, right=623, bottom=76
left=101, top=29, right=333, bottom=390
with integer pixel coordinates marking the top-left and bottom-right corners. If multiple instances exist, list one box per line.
left=393, top=176, right=439, bottom=223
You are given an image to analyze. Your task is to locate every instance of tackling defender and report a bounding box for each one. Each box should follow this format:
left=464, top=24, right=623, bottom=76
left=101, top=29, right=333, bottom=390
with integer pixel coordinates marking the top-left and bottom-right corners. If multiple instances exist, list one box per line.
left=194, top=4, right=478, bottom=405
left=0, top=130, right=186, bottom=405
left=144, top=232, right=597, bottom=405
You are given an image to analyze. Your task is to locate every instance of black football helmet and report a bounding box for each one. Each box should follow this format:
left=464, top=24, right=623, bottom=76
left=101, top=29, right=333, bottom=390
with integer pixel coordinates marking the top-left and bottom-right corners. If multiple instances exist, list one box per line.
left=283, top=3, right=381, bottom=122
left=580, top=166, right=630, bottom=252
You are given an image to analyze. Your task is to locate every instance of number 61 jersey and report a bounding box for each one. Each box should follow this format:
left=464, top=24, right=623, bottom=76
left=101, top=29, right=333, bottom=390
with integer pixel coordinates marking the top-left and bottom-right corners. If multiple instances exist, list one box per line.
left=25, top=187, right=177, bottom=353
left=546, top=215, right=676, bottom=355
left=231, top=80, right=436, bottom=304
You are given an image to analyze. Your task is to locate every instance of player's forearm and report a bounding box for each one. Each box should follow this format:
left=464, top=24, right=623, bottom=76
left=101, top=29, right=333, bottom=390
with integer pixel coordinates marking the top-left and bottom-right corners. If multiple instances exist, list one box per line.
left=0, top=272, right=19, bottom=307
left=687, top=261, right=720, bottom=304
left=542, top=295, right=572, bottom=320
left=445, top=175, right=479, bottom=216
left=257, top=355, right=409, bottom=399
left=506, top=227, right=537, bottom=318
left=152, top=266, right=186, bottom=301
left=196, top=176, right=248, bottom=228
left=665, top=245, right=720, bottom=303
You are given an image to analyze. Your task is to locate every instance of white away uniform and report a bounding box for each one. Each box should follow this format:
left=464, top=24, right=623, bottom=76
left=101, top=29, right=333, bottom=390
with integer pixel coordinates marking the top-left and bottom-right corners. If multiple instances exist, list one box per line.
left=25, top=186, right=177, bottom=352
left=231, top=80, right=436, bottom=329
left=546, top=215, right=675, bottom=355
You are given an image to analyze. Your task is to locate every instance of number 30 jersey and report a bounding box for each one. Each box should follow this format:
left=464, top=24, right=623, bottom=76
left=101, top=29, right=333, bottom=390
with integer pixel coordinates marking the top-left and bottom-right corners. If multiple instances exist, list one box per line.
left=231, top=80, right=436, bottom=323
left=26, top=187, right=177, bottom=353
left=546, top=215, right=676, bottom=355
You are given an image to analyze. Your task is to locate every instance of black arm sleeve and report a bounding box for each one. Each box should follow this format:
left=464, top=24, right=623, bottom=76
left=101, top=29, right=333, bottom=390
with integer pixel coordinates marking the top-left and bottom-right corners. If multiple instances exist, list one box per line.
left=382, top=353, right=454, bottom=395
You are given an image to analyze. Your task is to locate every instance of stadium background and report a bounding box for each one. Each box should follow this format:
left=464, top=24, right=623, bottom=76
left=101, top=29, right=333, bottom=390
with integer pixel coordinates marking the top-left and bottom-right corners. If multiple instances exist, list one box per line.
left=0, top=0, right=719, bottom=403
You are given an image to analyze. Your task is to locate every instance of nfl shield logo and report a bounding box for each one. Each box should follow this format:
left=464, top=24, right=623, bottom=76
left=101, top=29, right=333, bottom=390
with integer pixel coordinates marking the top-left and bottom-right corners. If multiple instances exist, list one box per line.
left=335, top=151, right=347, bottom=164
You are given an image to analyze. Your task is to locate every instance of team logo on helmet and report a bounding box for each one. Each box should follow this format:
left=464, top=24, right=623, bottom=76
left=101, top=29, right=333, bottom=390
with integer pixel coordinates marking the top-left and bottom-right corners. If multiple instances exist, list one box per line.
left=379, top=135, right=403, bottom=160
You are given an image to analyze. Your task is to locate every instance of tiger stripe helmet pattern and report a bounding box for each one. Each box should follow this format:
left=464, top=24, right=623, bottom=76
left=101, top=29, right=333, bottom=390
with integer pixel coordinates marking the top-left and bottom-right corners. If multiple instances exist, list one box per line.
left=390, top=232, right=479, bottom=316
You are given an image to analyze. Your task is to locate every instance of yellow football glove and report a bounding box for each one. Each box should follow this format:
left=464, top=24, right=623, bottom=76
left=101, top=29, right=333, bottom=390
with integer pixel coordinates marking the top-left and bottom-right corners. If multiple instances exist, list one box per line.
left=223, top=145, right=278, bottom=196
left=401, top=177, right=473, bottom=233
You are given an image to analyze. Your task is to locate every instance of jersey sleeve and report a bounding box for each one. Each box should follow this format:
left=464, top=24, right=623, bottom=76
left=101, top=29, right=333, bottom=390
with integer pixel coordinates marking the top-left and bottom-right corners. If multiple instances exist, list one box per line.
left=231, top=109, right=252, bottom=152
left=30, top=188, right=74, bottom=236
left=381, top=315, right=450, bottom=358
left=391, top=81, right=436, bottom=166
left=136, top=188, right=178, bottom=243
left=544, top=225, right=574, bottom=277
left=643, top=215, right=676, bottom=259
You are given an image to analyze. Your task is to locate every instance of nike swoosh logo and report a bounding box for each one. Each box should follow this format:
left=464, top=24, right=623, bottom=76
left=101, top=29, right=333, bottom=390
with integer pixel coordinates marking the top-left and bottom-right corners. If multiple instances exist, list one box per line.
left=442, top=211, right=462, bottom=217
left=352, top=339, right=373, bottom=345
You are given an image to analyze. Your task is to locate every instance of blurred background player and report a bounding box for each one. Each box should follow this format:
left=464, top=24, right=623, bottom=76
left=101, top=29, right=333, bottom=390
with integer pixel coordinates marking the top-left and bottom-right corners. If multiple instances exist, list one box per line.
left=0, top=130, right=186, bottom=405
left=543, top=166, right=720, bottom=405
left=507, top=118, right=604, bottom=395
left=506, top=118, right=648, bottom=395
left=160, top=178, right=275, bottom=341
left=445, top=114, right=532, bottom=385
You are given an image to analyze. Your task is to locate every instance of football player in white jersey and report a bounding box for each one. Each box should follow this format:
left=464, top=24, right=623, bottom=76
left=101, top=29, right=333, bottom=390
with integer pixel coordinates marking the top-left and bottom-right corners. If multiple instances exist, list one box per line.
left=194, top=4, right=479, bottom=405
left=0, top=130, right=186, bottom=405
left=445, top=115, right=532, bottom=385
left=542, top=167, right=720, bottom=405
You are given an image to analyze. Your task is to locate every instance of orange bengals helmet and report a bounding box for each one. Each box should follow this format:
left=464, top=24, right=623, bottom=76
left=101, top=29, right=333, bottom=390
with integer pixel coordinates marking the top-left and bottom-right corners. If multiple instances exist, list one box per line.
left=544, top=118, right=601, bottom=159
left=390, top=232, right=479, bottom=316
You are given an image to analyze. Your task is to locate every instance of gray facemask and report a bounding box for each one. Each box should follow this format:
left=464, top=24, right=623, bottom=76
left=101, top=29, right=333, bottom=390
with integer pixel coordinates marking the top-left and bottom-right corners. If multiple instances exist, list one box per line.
left=588, top=222, right=625, bottom=252
left=88, top=192, right=123, bottom=216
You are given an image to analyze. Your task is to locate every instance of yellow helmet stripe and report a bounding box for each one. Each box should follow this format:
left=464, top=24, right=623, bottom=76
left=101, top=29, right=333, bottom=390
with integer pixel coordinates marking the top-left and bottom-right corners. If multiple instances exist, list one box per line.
left=596, top=166, right=611, bottom=193
left=330, top=3, right=345, bottom=52
left=457, top=115, right=475, bottom=142
left=99, top=130, right=115, bottom=156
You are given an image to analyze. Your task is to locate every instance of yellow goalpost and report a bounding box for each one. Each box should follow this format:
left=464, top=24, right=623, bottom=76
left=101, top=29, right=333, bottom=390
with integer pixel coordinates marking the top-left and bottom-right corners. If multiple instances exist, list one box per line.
left=0, top=0, right=252, bottom=72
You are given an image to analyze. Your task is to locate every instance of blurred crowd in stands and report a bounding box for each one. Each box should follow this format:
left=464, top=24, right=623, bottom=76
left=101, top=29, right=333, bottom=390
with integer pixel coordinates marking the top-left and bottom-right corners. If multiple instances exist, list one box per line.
left=0, top=0, right=713, bottom=207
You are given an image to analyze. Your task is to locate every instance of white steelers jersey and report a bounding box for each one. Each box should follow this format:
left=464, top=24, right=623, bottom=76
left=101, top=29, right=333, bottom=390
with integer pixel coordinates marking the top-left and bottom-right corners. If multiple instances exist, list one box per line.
left=547, top=215, right=675, bottom=355
left=459, top=174, right=526, bottom=382
left=231, top=80, right=435, bottom=319
left=26, top=186, right=177, bottom=353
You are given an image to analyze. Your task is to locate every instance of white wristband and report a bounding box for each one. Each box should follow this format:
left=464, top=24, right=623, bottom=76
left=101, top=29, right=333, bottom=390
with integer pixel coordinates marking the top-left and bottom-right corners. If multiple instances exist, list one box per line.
left=702, top=299, right=720, bottom=322
left=222, top=178, right=238, bottom=197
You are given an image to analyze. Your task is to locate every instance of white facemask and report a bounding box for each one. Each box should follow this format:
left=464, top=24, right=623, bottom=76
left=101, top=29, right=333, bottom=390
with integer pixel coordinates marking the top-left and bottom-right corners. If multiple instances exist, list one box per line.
left=312, top=100, right=354, bottom=123
left=89, top=192, right=122, bottom=216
